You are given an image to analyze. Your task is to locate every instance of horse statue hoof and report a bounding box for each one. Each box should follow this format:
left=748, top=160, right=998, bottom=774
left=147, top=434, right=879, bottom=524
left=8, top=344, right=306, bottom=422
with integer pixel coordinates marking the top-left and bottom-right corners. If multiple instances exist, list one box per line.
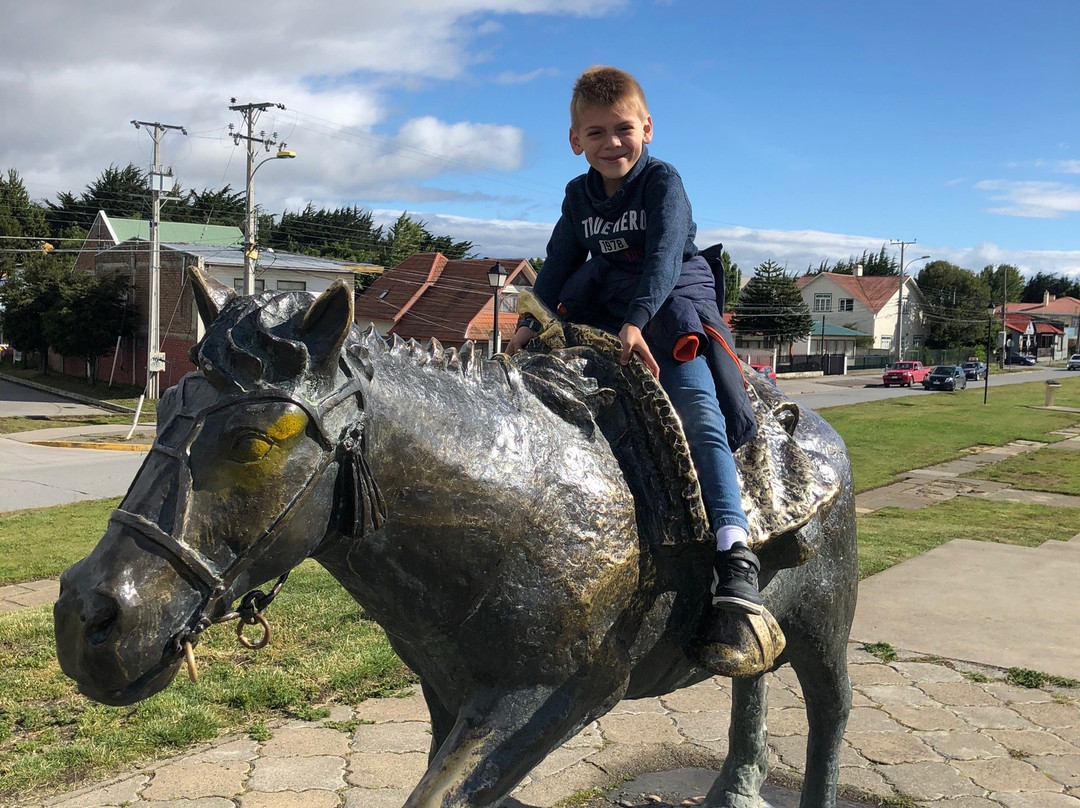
left=691, top=606, right=786, bottom=678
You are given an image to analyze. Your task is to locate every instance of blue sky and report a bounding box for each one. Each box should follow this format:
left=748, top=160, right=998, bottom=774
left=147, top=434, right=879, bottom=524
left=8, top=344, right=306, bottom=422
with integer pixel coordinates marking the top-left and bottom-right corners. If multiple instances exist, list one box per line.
left=2, top=0, right=1078, bottom=277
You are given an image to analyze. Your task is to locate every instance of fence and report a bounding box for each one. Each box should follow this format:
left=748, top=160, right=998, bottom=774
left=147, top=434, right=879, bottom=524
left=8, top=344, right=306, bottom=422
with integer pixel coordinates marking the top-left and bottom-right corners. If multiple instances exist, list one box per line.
left=775, top=353, right=847, bottom=376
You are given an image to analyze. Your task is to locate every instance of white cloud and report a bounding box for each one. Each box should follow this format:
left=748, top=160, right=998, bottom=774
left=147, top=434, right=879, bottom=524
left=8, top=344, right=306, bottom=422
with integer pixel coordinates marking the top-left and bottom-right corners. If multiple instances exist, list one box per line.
left=0, top=1, right=605, bottom=210
left=975, top=180, right=1080, bottom=219
left=495, top=68, right=561, bottom=85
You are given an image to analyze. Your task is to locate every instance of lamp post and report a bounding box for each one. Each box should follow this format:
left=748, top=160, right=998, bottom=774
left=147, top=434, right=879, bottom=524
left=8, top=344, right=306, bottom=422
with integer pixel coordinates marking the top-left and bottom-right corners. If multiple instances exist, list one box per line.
left=242, top=149, right=296, bottom=295
left=897, top=253, right=930, bottom=361
left=487, top=260, right=509, bottom=355
left=984, top=302, right=994, bottom=404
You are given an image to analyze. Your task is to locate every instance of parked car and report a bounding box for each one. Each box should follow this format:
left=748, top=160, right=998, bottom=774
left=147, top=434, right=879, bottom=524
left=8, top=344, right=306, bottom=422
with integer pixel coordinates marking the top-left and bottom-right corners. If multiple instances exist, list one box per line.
left=1005, top=353, right=1037, bottom=366
left=882, top=361, right=929, bottom=387
left=749, top=363, right=777, bottom=384
left=960, top=360, right=987, bottom=380
left=923, top=365, right=968, bottom=391
left=1067, top=354, right=1080, bottom=371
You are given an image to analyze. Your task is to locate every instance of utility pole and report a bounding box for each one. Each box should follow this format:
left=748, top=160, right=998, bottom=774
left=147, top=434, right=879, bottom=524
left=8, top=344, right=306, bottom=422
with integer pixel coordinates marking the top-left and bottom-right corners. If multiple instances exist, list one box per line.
left=890, top=239, right=916, bottom=362
left=229, top=100, right=286, bottom=295
left=131, top=120, right=186, bottom=399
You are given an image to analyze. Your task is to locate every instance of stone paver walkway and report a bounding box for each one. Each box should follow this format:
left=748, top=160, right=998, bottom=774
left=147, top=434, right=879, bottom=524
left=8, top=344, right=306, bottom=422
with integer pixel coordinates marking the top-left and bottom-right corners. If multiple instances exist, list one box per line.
left=15, top=645, right=1078, bottom=808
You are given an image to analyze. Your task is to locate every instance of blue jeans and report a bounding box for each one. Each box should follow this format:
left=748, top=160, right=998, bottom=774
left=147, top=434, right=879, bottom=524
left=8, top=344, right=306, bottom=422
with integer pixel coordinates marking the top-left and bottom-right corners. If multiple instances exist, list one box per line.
left=654, top=351, right=749, bottom=535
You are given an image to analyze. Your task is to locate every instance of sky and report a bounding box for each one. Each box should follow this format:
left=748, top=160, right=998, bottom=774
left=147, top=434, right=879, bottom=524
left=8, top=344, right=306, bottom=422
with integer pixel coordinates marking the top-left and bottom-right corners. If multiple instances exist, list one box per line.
left=2, top=0, right=1079, bottom=280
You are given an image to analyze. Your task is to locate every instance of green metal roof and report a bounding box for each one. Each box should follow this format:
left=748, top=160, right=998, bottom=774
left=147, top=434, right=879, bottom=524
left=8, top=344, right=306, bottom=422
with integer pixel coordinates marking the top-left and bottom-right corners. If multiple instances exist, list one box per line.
left=809, top=321, right=870, bottom=338
left=110, top=217, right=242, bottom=247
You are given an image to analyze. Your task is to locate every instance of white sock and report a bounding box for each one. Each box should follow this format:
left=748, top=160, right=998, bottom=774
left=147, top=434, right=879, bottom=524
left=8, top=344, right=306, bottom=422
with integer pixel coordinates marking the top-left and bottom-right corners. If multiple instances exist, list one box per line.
left=716, top=525, right=749, bottom=552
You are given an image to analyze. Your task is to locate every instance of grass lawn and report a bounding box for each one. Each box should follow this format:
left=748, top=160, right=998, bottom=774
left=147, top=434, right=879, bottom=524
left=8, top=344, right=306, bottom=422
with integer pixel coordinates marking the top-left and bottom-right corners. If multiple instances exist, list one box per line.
left=0, top=561, right=414, bottom=804
left=967, top=446, right=1080, bottom=496
left=4, top=375, right=1080, bottom=799
left=820, top=376, right=1080, bottom=492
left=0, top=415, right=135, bottom=436
left=856, top=497, right=1080, bottom=578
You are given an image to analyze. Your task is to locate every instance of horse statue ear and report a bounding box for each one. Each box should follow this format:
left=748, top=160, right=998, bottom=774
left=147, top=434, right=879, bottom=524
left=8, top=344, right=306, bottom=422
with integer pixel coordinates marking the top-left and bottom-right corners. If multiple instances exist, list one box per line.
left=188, top=267, right=237, bottom=328
left=300, top=280, right=355, bottom=365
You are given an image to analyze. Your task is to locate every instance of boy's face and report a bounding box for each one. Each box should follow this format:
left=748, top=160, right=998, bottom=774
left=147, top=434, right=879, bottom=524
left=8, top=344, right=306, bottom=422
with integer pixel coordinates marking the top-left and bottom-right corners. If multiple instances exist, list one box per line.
left=569, top=101, right=653, bottom=196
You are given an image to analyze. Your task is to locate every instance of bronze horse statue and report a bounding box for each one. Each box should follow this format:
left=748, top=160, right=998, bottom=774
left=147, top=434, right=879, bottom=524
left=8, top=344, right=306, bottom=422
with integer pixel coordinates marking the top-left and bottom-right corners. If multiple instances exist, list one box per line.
left=54, top=272, right=858, bottom=808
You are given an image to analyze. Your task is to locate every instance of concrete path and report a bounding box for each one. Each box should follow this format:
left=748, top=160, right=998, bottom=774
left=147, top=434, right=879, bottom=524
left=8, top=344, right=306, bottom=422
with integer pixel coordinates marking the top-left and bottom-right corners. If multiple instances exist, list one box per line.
left=15, top=646, right=1079, bottom=808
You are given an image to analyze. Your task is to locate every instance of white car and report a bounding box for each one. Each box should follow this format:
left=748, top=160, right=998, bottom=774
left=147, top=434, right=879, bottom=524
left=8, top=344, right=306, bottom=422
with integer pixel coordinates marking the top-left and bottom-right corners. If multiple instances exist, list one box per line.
left=1068, top=354, right=1080, bottom=371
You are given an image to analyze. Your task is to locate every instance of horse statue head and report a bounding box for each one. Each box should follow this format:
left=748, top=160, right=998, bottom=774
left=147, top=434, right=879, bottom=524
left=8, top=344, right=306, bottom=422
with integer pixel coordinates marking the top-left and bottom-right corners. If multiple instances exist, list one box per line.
left=54, top=271, right=381, bottom=705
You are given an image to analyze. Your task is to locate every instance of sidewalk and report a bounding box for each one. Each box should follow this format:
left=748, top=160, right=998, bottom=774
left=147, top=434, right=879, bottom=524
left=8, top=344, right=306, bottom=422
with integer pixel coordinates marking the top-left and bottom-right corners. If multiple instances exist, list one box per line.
left=16, top=646, right=1079, bottom=808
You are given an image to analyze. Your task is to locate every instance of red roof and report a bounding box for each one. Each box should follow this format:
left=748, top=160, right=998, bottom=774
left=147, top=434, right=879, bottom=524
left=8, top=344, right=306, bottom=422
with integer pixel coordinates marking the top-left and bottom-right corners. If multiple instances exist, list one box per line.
left=1034, top=320, right=1064, bottom=334
left=796, top=272, right=906, bottom=314
left=354, top=253, right=536, bottom=345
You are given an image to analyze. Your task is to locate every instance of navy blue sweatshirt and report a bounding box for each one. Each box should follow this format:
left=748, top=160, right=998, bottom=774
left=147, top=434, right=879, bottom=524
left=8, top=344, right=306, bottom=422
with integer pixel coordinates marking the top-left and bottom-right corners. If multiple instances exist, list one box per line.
left=533, top=147, right=700, bottom=331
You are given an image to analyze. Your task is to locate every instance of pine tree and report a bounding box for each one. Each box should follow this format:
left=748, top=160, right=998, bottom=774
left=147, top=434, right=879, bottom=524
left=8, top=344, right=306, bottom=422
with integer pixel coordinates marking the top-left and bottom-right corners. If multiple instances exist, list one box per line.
left=732, top=260, right=813, bottom=351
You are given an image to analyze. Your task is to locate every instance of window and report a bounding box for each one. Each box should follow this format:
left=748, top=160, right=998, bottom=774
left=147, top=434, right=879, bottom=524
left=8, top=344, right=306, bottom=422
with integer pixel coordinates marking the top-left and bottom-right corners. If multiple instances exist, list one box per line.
left=880, top=335, right=893, bottom=350
left=838, top=298, right=854, bottom=312
left=232, top=278, right=264, bottom=292
left=276, top=280, right=307, bottom=292
left=813, top=293, right=832, bottom=312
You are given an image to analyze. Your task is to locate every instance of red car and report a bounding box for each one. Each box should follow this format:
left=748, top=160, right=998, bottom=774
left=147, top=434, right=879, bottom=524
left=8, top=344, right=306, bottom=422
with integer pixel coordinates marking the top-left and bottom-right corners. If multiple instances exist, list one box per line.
left=750, top=363, right=777, bottom=383
left=882, top=361, right=929, bottom=387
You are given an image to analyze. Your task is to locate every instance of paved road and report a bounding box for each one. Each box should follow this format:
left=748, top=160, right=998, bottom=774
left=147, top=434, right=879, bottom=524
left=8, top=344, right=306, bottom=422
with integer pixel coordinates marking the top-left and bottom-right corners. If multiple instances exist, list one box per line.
left=0, top=377, right=148, bottom=512
left=0, top=377, right=112, bottom=417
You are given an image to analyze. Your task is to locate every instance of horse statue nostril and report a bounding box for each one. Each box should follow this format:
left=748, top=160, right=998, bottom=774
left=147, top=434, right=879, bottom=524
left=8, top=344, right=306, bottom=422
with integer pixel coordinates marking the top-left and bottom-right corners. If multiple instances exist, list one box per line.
left=84, top=595, right=120, bottom=647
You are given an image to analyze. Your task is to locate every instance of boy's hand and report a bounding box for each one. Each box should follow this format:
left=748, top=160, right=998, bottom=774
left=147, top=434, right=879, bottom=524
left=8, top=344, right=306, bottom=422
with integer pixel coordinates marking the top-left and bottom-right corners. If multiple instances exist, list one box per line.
left=619, top=323, right=660, bottom=379
left=505, top=326, right=537, bottom=355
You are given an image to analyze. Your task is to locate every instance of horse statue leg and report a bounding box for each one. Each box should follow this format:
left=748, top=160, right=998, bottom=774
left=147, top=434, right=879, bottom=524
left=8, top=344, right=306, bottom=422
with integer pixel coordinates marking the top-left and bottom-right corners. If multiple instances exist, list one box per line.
left=707, top=674, right=771, bottom=808
left=405, top=655, right=631, bottom=808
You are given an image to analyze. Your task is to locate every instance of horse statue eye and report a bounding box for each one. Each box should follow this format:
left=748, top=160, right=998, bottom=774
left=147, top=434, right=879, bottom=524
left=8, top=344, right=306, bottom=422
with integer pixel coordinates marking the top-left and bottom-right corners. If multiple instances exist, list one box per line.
left=230, top=433, right=274, bottom=463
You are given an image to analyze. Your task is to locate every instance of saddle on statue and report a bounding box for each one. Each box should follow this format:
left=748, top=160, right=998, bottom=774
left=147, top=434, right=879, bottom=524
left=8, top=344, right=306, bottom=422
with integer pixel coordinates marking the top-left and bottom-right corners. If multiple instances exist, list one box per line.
left=510, top=291, right=842, bottom=677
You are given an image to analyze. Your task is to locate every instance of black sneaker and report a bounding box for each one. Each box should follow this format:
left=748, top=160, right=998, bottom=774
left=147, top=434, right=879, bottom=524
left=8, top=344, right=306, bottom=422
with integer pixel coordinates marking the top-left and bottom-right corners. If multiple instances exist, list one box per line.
left=712, top=543, right=763, bottom=615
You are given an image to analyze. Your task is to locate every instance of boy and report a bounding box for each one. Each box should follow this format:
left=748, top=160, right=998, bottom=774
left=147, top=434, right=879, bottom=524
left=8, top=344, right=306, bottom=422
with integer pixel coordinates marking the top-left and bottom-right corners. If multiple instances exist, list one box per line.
left=506, top=66, right=762, bottom=615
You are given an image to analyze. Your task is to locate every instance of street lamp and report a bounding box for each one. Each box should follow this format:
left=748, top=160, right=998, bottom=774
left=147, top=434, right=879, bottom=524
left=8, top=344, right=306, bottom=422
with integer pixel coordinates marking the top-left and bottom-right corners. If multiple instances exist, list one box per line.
left=897, top=253, right=930, bottom=361
left=487, top=260, right=509, bottom=355
left=243, top=149, right=297, bottom=295
left=984, top=302, right=994, bottom=405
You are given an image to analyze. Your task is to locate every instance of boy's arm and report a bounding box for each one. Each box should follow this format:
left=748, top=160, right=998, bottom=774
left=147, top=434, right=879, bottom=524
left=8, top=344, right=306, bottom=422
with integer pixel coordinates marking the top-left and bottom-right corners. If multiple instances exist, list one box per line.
left=623, top=166, right=693, bottom=331
left=531, top=194, right=587, bottom=314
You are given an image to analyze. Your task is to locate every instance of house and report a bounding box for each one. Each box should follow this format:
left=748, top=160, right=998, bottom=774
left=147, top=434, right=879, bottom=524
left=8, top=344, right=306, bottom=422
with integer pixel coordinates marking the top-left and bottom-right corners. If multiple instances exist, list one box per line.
left=998, top=292, right=1079, bottom=358
left=794, top=270, right=924, bottom=357
left=64, top=216, right=378, bottom=390
left=74, top=211, right=243, bottom=272
left=354, top=253, right=536, bottom=355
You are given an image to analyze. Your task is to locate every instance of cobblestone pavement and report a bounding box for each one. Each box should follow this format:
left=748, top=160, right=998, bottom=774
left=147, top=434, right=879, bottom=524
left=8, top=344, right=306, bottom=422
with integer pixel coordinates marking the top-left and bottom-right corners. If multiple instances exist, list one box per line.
left=15, top=643, right=1079, bottom=808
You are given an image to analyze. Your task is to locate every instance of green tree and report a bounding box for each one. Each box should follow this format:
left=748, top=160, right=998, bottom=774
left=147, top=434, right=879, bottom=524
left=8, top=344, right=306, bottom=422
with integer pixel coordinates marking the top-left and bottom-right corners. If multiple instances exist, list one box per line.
left=916, top=261, right=991, bottom=349
left=174, top=185, right=247, bottom=227
left=979, top=263, right=1024, bottom=305
left=732, top=260, right=813, bottom=351
left=720, top=249, right=741, bottom=310
left=46, top=163, right=149, bottom=235
left=269, top=203, right=382, bottom=262
left=0, top=169, right=49, bottom=281
left=1021, top=271, right=1080, bottom=303
left=41, top=271, right=136, bottom=384
left=376, top=212, right=474, bottom=268
left=806, top=246, right=897, bottom=277
left=0, top=259, right=74, bottom=370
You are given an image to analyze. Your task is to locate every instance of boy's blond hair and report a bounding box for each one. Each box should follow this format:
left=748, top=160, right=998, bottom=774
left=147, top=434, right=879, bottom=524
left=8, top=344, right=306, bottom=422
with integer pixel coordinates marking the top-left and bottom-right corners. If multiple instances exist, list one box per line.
left=570, top=66, right=649, bottom=128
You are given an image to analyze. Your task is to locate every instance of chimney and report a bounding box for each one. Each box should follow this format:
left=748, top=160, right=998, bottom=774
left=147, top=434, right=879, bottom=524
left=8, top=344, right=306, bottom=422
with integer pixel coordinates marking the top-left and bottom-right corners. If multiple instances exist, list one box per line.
left=854, top=263, right=863, bottom=277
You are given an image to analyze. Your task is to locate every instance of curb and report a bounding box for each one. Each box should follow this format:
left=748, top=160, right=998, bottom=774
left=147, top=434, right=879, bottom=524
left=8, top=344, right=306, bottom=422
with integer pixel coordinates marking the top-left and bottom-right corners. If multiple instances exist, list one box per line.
left=29, top=440, right=151, bottom=452
left=0, top=372, right=138, bottom=414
